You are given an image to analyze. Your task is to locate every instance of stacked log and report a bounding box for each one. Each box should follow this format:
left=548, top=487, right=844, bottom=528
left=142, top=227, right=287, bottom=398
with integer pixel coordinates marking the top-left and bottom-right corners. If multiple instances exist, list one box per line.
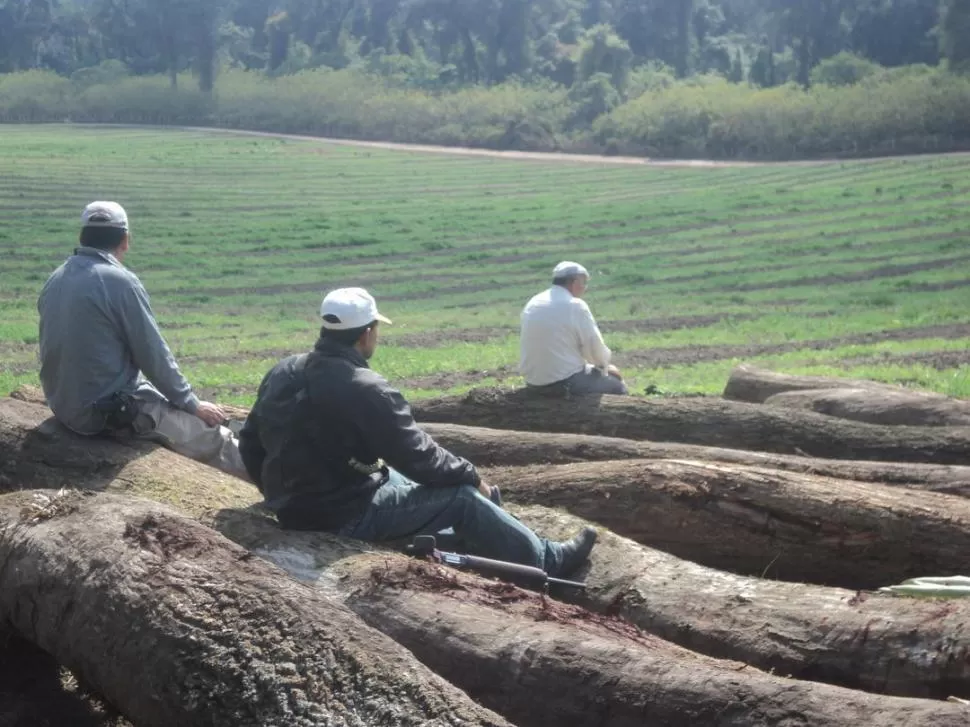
left=517, top=505, right=970, bottom=700
left=723, top=365, right=970, bottom=427
left=424, top=423, right=970, bottom=493
left=411, top=387, right=970, bottom=464
left=3, top=490, right=967, bottom=726
left=0, top=489, right=510, bottom=727
left=723, top=364, right=918, bottom=403
left=762, top=388, right=970, bottom=427
left=4, top=397, right=970, bottom=707
left=483, top=458, right=970, bottom=589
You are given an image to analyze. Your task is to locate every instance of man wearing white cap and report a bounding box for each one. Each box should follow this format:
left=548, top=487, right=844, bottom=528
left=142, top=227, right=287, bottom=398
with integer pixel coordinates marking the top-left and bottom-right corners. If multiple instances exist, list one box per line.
left=239, top=287, right=597, bottom=577
left=519, top=261, right=627, bottom=395
left=37, top=201, right=247, bottom=478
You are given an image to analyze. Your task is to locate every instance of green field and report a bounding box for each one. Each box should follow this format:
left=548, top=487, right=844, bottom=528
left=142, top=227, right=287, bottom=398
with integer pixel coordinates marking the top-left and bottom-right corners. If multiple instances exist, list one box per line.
left=1, top=125, right=968, bottom=404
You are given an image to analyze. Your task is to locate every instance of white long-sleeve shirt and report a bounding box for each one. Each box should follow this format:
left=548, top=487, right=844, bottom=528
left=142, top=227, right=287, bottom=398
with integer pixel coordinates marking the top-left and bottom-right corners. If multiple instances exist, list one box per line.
left=519, top=285, right=612, bottom=386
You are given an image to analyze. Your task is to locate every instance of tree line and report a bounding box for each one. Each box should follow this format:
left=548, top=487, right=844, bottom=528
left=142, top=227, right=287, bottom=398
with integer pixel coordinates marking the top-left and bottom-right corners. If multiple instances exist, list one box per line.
left=1, top=0, right=969, bottom=160
left=1, top=0, right=968, bottom=93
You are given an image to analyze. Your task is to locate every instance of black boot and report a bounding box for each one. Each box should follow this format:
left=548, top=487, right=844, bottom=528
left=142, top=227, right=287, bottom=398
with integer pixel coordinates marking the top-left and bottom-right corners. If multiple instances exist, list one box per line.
left=550, top=527, right=598, bottom=578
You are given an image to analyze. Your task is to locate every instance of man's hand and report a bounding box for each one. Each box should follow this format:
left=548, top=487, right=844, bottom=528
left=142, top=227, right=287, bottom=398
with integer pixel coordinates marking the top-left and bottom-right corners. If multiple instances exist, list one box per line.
left=195, top=401, right=227, bottom=427
left=478, top=480, right=494, bottom=499
left=607, top=364, right=624, bottom=381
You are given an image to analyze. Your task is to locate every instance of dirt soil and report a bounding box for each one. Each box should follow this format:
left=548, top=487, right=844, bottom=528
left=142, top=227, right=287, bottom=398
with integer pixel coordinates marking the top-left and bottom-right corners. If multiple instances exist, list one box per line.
left=841, top=349, right=970, bottom=371
left=388, top=321, right=970, bottom=391
left=90, top=123, right=970, bottom=167
left=617, top=322, right=970, bottom=369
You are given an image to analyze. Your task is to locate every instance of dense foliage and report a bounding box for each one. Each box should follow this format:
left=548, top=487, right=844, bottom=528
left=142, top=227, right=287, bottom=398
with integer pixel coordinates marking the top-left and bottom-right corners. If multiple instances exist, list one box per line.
left=1, top=0, right=968, bottom=158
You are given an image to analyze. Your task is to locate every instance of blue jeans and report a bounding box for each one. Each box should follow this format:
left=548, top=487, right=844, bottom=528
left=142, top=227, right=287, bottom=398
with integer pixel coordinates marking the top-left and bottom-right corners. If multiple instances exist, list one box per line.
left=565, top=366, right=628, bottom=395
left=341, top=469, right=562, bottom=571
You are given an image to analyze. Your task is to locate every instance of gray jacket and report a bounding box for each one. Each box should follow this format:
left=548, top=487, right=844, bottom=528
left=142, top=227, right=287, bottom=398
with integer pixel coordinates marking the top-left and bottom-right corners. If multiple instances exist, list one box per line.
left=38, top=247, right=199, bottom=434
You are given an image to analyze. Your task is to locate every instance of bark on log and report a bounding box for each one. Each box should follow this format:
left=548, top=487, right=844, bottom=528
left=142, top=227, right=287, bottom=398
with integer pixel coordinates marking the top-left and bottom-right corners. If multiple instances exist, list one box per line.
left=485, top=458, right=970, bottom=589
left=723, top=364, right=948, bottom=404
left=14, top=383, right=969, bottom=486
left=764, top=387, right=970, bottom=427
left=0, top=397, right=261, bottom=516
left=212, top=509, right=970, bottom=725
left=410, top=387, right=970, bottom=465
left=425, top=423, right=970, bottom=493
left=517, top=505, right=970, bottom=701
left=5, top=396, right=970, bottom=703
left=0, top=490, right=510, bottom=727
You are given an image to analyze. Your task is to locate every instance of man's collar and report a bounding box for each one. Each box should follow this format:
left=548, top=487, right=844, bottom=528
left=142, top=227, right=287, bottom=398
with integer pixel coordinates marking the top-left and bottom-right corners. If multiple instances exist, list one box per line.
left=550, top=284, right=573, bottom=299
left=74, top=247, right=123, bottom=268
left=313, top=337, right=370, bottom=368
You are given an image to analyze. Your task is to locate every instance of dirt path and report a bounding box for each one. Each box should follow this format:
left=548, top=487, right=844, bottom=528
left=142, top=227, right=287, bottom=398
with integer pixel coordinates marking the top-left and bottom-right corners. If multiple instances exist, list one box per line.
left=67, top=123, right=970, bottom=168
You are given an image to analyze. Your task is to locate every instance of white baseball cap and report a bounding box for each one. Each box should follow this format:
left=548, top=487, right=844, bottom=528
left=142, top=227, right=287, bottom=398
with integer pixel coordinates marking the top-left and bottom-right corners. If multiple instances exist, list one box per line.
left=320, top=287, right=392, bottom=330
left=81, top=201, right=129, bottom=231
left=553, top=261, right=589, bottom=279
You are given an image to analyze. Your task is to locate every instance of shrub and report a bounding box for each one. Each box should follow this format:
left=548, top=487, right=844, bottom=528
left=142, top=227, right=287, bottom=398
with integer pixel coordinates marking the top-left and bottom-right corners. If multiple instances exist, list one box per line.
left=810, top=52, right=883, bottom=87
left=1, top=63, right=968, bottom=161
left=0, top=71, right=73, bottom=122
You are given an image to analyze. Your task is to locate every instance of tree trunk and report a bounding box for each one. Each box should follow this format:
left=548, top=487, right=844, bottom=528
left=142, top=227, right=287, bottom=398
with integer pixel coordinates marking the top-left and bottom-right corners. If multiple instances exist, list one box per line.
left=410, top=387, right=970, bottom=464
left=723, top=364, right=924, bottom=404
left=4, top=495, right=965, bottom=727
left=5, top=397, right=970, bottom=701
left=517, top=505, right=970, bottom=701
left=485, top=458, right=970, bottom=589
left=0, top=490, right=510, bottom=727
left=423, top=423, right=970, bottom=493
left=763, top=387, right=970, bottom=427
left=0, top=397, right=260, bottom=517
left=17, top=385, right=970, bottom=491
left=330, top=548, right=969, bottom=726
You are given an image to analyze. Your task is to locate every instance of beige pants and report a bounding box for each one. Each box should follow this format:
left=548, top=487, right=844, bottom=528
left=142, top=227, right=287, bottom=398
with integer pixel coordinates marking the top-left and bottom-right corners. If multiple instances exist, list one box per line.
left=132, top=399, right=249, bottom=481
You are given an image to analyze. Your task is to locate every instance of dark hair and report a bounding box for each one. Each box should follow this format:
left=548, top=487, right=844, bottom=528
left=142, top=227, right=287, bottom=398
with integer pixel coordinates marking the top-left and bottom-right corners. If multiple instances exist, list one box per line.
left=553, top=275, right=580, bottom=287
left=319, top=318, right=375, bottom=346
left=79, top=226, right=127, bottom=251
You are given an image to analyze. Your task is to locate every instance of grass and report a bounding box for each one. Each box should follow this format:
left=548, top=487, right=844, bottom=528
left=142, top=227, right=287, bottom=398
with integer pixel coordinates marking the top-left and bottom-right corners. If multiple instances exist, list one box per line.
left=1, top=124, right=968, bottom=404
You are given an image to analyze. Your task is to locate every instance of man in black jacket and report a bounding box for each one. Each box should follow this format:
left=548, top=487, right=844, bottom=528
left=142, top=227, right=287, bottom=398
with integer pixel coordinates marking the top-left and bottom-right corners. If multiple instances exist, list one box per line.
left=239, top=287, right=596, bottom=577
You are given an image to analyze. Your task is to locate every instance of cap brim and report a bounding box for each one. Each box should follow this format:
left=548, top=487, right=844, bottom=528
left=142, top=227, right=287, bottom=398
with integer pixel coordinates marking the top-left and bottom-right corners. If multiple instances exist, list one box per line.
left=376, top=313, right=393, bottom=325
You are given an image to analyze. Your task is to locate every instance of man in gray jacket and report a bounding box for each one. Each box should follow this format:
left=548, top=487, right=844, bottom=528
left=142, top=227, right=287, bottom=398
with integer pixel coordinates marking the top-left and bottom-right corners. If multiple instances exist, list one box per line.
left=37, top=201, right=246, bottom=478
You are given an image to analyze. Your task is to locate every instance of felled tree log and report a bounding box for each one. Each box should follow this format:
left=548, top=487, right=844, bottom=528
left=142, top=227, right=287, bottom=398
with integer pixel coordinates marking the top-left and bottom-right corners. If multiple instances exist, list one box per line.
left=763, top=387, right=970, bottom=427
left=722, top=364, right=946, bottom=405
left=0, top=490, right=510, bottom=727
left=518, top=505, right=970, bottom=700
left=213, top=510, right=970, bottom=725
left=5, top=396, right=970, bottom=702
left=425, top=423, right=970, bottom=493
left=3, top=493, right=965, bottom=727
left=485, top=459, right=970, bottom=589
left=0, top=397, right=261, bottom=514
left=13, top=384, right=968, bottom=487
left=410, top=387, right=970, bottom=464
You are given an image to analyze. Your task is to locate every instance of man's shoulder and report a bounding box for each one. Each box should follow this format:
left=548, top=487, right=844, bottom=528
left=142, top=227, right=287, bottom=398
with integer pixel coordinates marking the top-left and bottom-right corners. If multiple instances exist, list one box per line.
left=92, top=258, right=143, bottom=292
left=270, top=353, right=309, bottom=376
left=523, top=287, right=554, bottom=312
left=353, top=365, right=394, bottom=392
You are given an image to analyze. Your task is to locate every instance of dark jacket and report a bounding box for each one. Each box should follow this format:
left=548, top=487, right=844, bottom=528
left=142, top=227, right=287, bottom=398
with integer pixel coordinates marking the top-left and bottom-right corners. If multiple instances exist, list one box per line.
left=239, top=337, right=480, bottom=531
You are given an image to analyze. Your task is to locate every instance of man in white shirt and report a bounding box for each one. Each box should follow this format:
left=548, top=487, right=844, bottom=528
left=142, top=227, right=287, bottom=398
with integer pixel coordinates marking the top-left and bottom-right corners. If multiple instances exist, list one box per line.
left=519, top=261, right=628, bottom=395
